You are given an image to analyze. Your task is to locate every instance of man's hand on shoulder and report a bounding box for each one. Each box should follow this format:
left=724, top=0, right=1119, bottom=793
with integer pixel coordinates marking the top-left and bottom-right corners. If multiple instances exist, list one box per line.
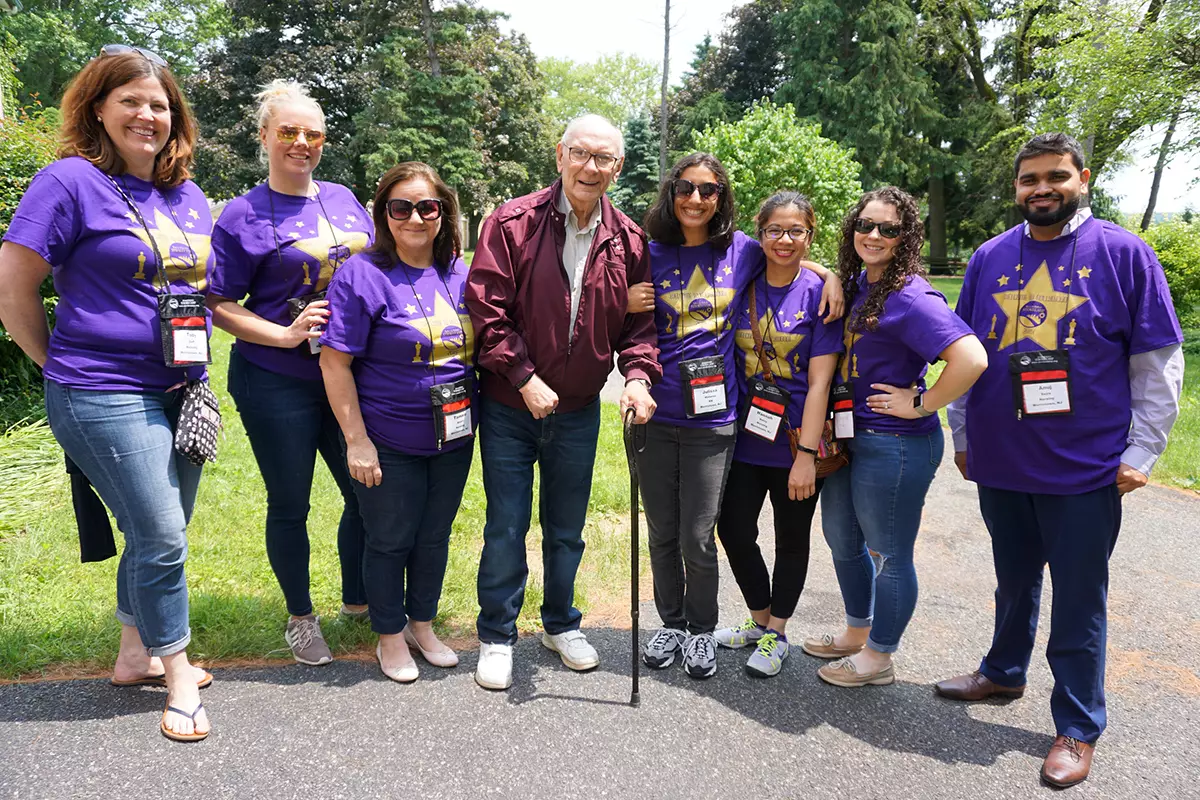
left=519, top=373, right=559, bottom=420
left=1116, top=463, right=1149, bottom=495
left=620, top=379, right=656, bottom=424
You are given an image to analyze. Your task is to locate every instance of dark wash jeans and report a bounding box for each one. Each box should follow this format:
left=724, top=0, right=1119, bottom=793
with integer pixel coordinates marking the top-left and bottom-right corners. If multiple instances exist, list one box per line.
left=349, top=438, right=473, bottom=634
left=475, top=396, right=601, bottom=645
left=227, top=348, right=367, bottom=616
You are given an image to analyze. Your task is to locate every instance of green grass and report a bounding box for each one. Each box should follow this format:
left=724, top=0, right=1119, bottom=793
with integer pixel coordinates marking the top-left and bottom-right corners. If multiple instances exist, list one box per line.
left=0, top=330, right=647, bottom=679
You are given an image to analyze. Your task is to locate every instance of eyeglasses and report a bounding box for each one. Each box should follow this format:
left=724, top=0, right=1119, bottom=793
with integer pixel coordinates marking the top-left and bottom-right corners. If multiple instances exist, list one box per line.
left=274, top=125, right=326, bottom=147
left=672, top=179, right=723, bottom=200
left=853, top=218, right=902, bottom=239
left=762, top=225, right=812, bottom=241
left=565, top=146, right=620, bottom=170
left=387, top=198, right=443, bottom=221
left=99, top=44, right=167, bottom=68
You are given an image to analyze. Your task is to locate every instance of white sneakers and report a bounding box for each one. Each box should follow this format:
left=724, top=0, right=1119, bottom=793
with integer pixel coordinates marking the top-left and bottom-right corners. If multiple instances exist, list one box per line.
left=474, top=630, right=600, bottom=691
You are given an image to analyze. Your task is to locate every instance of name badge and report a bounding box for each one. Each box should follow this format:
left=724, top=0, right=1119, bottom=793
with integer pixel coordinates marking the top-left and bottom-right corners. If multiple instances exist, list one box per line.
left=158, top=293, right=210, bottom=368
left=832, top=382, right=855, bottom=439
left=1009, top=349, right=1073, bottom=419
left=680, top=355, right=728, bottom=418
left=287, top=290, right=327, bottom=356
left=431, top=377, right=474, bottom=450
left=741, top=379, right=791, bottom=443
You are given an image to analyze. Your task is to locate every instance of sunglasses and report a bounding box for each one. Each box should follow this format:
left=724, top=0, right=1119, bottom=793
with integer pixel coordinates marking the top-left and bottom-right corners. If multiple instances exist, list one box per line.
left=99, top=44, right=167, bottom=68
left=274, top=125, right=326, bottom=147
left=672, top=179, right=723, bottom=199
left=387, top=198, right=443, bottom=222
left=853, top=218, right=902, bottom=239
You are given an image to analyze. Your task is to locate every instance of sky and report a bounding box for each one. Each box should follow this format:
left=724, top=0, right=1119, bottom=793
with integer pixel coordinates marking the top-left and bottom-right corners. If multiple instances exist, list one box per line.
left=485, top=0, right=1198, bottom=215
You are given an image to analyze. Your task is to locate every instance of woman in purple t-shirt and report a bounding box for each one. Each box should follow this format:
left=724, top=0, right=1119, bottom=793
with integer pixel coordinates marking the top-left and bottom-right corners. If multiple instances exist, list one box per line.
left=208, top=81, right=372, bottom=668
left=0, top=50, right=215, bottom=741
left=320, top=162, right=475, bottom=683
left=805, top=187, right=987, bottom=689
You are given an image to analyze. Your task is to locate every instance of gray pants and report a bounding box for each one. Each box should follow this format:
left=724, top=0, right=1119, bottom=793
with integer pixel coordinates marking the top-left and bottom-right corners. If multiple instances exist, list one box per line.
left=635, top=420, right=736, bottom=635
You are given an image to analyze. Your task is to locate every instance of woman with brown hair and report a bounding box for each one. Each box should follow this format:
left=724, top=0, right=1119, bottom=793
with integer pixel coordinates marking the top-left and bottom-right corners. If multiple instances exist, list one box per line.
left=804, top=187, right=987, bottom=688
left=0, top=46, right=215, bottom=740
left=320, top=162, right=474, bottom=683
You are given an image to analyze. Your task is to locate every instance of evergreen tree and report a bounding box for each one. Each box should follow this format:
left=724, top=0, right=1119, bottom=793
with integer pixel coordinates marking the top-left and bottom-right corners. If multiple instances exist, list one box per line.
left=610, top=114, right=659, bottom=225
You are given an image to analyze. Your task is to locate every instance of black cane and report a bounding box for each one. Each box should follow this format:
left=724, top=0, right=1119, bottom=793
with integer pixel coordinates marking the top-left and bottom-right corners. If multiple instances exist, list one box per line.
left=622, top=407, right=644, bottom=707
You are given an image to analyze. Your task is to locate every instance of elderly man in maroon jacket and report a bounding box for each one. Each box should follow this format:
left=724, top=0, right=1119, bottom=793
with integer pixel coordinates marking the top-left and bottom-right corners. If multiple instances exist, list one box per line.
left=467, top=114, right=661, bottom=691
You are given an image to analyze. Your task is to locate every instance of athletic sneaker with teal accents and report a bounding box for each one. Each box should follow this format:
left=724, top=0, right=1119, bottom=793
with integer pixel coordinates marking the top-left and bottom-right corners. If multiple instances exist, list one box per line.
left=714, top=618, right=766, bottom=649
left=643, top=628, right=687, bottom=669
left=745, top=631, right=788, bottom=678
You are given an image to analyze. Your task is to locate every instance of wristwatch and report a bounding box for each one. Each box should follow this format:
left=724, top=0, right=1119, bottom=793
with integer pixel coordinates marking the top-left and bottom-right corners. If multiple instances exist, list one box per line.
left=796, top=443, right=819, bottom=457
left=626, top=378, right=652, bottom=390
left=913, top=394, right=935, bottom=418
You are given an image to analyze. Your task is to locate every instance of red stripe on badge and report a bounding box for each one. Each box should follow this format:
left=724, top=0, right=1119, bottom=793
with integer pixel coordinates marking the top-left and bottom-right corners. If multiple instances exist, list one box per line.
left=1021, top=370, right=1068, bottom=382
left=442, top=399, right=470, bottom=413
left=171, top=317, right=205, bottom=327
left=690, top=374, right=723, bottom=386
left=751, top=396, right=785, bottom=414
left=833, top=400, right=854, bottom=411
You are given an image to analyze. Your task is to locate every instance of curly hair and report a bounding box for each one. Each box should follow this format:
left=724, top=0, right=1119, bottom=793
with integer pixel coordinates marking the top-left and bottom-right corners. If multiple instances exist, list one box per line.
left=58, top=52, right=197, bottom=188
left=836, top=186, right=925, bottom=333
left=367, top=161, right=462, bottom=275
left=643, top=152, right=735, bottom=250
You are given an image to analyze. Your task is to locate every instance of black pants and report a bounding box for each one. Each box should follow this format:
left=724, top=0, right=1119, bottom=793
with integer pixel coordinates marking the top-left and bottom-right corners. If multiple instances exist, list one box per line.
left=716, top=458, right=821, bottom=620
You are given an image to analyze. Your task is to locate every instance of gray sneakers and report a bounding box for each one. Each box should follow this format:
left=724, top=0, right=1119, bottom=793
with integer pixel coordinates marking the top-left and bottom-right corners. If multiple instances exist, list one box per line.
left=745, top=631, right=788, bottom=678
left=285, top=615, right=333, bottom=666
left=714, top=618, right=766, bottom=649
left=683, top=633, right=718, bottom=679
left=643, top=628, right=687, bottom=669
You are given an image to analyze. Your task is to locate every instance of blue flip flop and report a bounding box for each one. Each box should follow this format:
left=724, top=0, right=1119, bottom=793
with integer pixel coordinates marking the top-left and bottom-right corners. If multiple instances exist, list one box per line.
left=160, top=701, right=209, bottom=742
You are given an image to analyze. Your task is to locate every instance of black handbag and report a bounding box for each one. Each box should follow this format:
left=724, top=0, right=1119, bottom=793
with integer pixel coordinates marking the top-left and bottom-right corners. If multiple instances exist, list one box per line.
left=174, top=379, right=222, bottom=466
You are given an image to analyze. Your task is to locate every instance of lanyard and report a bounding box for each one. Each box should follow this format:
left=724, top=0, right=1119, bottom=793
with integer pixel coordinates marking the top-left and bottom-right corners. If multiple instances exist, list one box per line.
left=107, top=175, right=199, bottom=293
left=267, top=183, right=342, bottom=284
left=1015, top=227, right=1080, bottom=349
left=675, top=248, right=723, bottom=345
left=399, top=261, right=458, bottom=384
left=757, top=271, right=799, bottom=378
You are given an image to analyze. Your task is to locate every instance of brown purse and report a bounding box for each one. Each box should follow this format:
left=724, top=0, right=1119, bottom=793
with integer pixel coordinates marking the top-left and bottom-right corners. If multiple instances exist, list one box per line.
left=747, top=281, right=848, bottom=479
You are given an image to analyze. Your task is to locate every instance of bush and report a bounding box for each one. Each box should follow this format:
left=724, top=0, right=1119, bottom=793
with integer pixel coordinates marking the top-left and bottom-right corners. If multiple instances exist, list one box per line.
left=1140, top=219, right=1200, bottom=329
left=692, top=99, right=863, bottom=265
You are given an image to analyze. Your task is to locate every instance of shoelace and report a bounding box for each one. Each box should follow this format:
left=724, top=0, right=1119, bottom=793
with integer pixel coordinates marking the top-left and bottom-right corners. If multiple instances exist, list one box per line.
left=734, top=619, right=761, bottom=633
left=756, top=633, right=779, bottom=656
left=1057, top=737, right=1083, bottom=760
left=648, top=629, right=683, bottom=651
left=290, top=618, right=318, bottom=649
left=684, top=634, right=715, bottom=663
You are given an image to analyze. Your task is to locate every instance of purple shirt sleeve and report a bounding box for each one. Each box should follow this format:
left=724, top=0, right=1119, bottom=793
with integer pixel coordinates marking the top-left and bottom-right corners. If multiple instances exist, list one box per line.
left=890, top=286, right=973, bottom=364
left=209, top=200, right=256, bottom=301
left=321, top=258, right=374, bottom=357
left=3, top=169, right=82, bottom=264
left=1126, top=242, right=1184, bottom=355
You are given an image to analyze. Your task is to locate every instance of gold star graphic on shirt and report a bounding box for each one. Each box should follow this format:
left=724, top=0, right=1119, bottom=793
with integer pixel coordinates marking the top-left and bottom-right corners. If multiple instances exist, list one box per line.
left=290, top=215, right=369, bottom=291
left=659, top=264, right=735, bottom=340
left=188, top=208, right=199, bottom=220
left=1077, top=267, right=1092, bottom=279
left=659, top=279, right=672, bottom=290
left=735, top=308, right=805, bottom=380
left=411, top=291, right=475, bottom=368
left=997, top=275, right=1010, bottom=287
left=992, top=261, right=1089, bottom=350
left=130, top=208, right=211, bottom=291
left=839, top=329, right=862, bottom=382
left=723, top=266, right=732, bottom=275
left=404, top=303, right=417, bottom=315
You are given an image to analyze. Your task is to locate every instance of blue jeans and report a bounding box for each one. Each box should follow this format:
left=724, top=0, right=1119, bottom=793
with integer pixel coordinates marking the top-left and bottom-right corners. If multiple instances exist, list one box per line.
left=476, top=396, right=601, bottom=645
left=820, top=427, right=944, bottom=653
left=45, top=379, right=202, bottom=656
left=349, top=440, right=473, bottom=634
left=977, top=485, right=1121, bottom=743
left=227, top=348, right=367, bottom=616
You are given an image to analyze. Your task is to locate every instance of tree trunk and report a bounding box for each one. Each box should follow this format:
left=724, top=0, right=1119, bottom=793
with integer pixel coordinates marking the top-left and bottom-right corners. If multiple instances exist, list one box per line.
left=659, top=0, right=670, bottom=181
left=1141, top=105, right=1181, bottom=231
left=469, top=211, right=481, bottom=250
left=419, top=0, right=441, bottom=78
left=928, top=168, right=947, bottom=273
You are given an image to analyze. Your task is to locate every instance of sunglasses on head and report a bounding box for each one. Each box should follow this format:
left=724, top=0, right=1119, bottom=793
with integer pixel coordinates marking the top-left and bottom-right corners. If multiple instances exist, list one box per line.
left=672, top=179, right=723, bottom=199
left=853, top=218, right=902, bottom=239
left=387, top=198, right=443, bottom=222
left=99, top=44, right=167, bottom=68
left=275, top=125, right=326, bottom=147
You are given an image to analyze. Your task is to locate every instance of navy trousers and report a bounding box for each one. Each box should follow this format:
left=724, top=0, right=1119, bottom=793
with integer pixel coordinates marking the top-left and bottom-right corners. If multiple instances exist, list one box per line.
left=976, top=484, right=1122, bottom=743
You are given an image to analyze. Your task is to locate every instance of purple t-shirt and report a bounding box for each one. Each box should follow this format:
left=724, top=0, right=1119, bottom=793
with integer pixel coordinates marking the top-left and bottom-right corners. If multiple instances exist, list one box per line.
left=837, top=273, right=972, bottom=435
left=956, top=218, right=1183, bottom=494
left=649, top=230, right=763, bottom=427
left=320, top=252, right=476, bottom=456
left=733, top=270, right=845, bottom=468
left=3, top=156, right=213, bottom=391
left=210, top=182, right=372, bottom=381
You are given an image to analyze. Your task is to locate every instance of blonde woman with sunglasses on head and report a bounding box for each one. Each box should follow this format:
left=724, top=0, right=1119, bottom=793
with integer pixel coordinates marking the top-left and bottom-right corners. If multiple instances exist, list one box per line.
left=208, top=80, right=373, bottom=668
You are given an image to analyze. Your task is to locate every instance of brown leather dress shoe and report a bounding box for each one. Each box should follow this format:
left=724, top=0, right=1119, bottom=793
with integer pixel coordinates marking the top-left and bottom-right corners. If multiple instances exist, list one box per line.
left=1042, top=735, right=1094, bottom=788
left=934, top=670, right=1026, bottom=701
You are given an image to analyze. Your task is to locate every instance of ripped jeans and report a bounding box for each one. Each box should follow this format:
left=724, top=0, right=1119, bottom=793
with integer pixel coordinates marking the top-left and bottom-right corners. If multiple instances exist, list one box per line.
left=819, top=427, right=944, bottom=653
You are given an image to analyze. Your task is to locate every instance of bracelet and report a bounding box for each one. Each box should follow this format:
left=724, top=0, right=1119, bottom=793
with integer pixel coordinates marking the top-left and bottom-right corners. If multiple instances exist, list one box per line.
left=514, top=373, right=534, bottom=390
left=796, top=443, right=819, bottom=457
left=626, top=378, right=651, bottom=390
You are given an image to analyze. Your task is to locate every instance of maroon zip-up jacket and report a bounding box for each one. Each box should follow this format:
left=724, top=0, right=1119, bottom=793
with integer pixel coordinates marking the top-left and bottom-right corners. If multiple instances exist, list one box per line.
left=466, top=181, right=661, bottom=413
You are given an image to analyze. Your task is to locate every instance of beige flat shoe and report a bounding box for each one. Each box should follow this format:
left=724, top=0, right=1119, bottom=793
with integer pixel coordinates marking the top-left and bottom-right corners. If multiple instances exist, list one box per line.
left=817, top=656, right=895, bottom=688
left=376, top=642, right=419, bottom=683
left=801, top=633, right=865, bottom=659
left=404, top=627, right=459, bottom=668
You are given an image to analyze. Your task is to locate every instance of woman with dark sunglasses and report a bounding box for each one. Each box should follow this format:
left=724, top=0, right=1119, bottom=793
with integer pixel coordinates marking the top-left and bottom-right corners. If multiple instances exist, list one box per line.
left=320, top=162, right=474, bottom=683
left=208, top=80, right=373, bottom=667
left=0, top=47, right=215, bottom=741
left=633, top=153, right=844, bottom=679
left=804, top=187, right=986, bottom=688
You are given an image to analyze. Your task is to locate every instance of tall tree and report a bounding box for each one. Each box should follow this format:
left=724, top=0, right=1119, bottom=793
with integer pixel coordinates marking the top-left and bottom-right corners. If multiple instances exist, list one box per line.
left=659, top=0, right=670, bottom=180
left=611, top=113, right=659, bottom=223
left=540, top=53, right=660, bottom=132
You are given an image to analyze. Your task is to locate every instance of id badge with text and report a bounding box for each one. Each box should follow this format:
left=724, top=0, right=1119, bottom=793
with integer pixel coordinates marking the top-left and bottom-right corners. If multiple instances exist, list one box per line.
left=680, top=355, right=728, bottom=418
left=832, top=382, right=855, bottom=439
left=1009, top=349, right=1072, bottom=419
left=431, top=377, right=474, bottom=450
left=741, top=379, right=791, bottom=443
left=158, top=293, right=210, bottom=368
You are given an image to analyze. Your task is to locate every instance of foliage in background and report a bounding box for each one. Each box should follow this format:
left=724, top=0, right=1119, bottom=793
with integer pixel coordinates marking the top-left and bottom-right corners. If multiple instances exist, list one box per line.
left=693, top=100, right=863, bottom=264
left=1141, top=219, right=1200, bottom=328
left=609, top=114, right=659, bottom=225
left=540, top=53, right=659, bottom=134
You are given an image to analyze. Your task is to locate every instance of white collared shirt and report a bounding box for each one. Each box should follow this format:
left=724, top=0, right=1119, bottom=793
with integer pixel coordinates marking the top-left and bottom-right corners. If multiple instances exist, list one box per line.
left=557, top=189, right=601, bottom=331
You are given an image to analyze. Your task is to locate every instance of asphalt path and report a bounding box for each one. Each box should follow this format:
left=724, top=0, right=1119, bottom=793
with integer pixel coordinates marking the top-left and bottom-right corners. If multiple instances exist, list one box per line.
left=1, top=426, right=1197, bottom=799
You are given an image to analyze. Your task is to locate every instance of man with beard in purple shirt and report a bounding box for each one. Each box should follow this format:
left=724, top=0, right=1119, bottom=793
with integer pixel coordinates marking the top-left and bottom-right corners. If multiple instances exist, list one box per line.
left=938, top=133, right=1185, bottom=788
